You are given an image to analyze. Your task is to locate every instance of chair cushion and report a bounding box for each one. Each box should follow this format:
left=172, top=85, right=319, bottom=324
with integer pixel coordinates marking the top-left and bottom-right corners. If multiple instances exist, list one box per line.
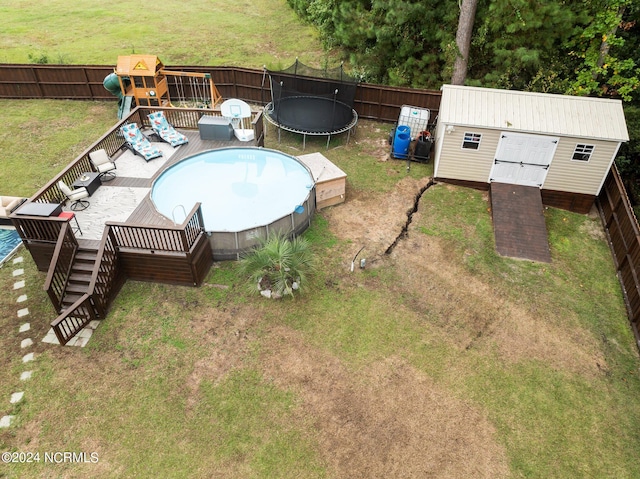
left=69, top=187, right=89, bottom=201
left=58, top=181, right=72, bottom=196
left=89, top=149, right=111, bottom=166
left=121, top=123, right=145, bottom=144
left=96, top=162, right=116, bottom=173
left=0, top=196, right=22, bottom=211
left=122, top=123, right=162, bottom=160
left=157, top=126, right=188, bottom=146
left=148, top=112, right=169, bottom=131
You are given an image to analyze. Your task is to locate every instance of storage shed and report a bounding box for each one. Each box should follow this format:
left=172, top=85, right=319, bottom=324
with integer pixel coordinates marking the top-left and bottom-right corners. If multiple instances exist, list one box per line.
left=433, top=85, right=629, bottom=213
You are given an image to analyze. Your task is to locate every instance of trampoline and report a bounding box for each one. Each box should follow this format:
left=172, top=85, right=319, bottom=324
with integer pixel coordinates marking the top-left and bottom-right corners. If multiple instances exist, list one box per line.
left=151, top=147, right=316, bottom=260
left=265, top=60, right=359, bottom=149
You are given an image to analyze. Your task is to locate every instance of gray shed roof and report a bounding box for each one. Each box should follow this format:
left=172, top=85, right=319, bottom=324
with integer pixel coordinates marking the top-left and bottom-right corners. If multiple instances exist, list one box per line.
left=440, top=85, right=629, bottom=142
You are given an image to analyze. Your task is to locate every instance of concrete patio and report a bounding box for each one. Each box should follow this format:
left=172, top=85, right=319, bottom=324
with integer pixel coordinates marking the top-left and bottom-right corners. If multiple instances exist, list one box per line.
left=67, top=142, right=178, bottom=240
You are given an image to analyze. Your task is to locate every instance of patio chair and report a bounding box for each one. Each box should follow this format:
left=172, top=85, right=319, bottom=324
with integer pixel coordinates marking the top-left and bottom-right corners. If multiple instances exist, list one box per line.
left=58, top=180, right=90, bottom=211
left=148, top=111, right=189, bottom=147
left=89, top=149, right=116, bottom=181
left=120, top=123, right=163, bottom=161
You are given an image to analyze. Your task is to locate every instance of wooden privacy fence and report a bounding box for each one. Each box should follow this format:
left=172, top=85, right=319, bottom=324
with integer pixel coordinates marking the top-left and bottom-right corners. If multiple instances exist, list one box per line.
left=0, top=63, right=442, bottom=123
left=597, top=165, right=640, bottom=349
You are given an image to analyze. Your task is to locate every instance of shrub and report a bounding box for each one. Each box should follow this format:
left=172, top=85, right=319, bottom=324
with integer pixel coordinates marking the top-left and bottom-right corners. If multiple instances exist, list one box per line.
left=237, top=233, right=315, bottom=298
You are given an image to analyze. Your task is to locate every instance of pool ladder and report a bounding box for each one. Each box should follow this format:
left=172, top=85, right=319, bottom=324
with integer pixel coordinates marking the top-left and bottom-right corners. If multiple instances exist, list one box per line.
left=171, top=204, right=187, bottom=225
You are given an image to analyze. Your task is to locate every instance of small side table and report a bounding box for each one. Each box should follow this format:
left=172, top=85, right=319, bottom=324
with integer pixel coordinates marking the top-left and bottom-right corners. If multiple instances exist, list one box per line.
left=58, top=211, right=82, bottom=235
left=72, top=172, right=101, bottom=196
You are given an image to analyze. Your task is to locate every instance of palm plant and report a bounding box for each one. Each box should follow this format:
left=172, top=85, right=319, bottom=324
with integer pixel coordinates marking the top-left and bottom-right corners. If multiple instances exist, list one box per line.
left=237, top=232, right=315, bottom=298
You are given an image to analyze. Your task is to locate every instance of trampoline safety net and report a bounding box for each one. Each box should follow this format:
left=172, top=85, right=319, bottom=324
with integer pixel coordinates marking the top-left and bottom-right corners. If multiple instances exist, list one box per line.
left=266, top=60, right=359, bottom=135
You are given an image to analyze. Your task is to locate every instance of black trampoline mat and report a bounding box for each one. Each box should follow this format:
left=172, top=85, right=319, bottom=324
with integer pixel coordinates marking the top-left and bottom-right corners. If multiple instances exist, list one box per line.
left=268, top=96, right=355, bottom=134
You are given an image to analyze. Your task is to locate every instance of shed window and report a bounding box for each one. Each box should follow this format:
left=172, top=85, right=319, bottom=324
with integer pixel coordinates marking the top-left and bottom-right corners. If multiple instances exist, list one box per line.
left=572, top=144, right=594, bottom=162
left=462, top=132, right=482, bottom=150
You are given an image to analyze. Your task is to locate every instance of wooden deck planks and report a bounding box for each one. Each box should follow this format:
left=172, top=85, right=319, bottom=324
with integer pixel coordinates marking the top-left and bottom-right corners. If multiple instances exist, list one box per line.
left=107, top=177, right=152, bottom=188
left=490, top=182, right=552, bottom=263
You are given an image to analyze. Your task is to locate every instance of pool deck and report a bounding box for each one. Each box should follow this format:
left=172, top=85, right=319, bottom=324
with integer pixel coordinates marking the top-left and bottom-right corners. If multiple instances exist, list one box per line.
left=75, top=130, right=255, bottom=248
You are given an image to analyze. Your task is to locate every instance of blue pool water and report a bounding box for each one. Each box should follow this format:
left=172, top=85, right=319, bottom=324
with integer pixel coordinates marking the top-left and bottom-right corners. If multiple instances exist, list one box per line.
left=151, top=148, right=314, bottom=232
left=0, top=228, right=22, bottom=265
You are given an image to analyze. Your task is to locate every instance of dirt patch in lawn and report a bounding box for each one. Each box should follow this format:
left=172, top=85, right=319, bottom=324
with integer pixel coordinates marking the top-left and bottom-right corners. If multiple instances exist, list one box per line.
left=260, top=326, right=510, bottom=479
left=185, top=305, right=263, bottom=410
left=322, top=175, right=431, bottom=262
left=323, top=178, right=606, bottom=378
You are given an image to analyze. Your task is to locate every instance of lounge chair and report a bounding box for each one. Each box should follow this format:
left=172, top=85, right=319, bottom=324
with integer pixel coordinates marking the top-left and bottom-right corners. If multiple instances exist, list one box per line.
left=89, top=149, right=117, bottom=181
left=221, top=99, right=255, bottom=142
left=121, top=123, right=163, bottom=161
left=58, top=180, right=90, bottom=211
left=148, top=111, right=189, bottom=147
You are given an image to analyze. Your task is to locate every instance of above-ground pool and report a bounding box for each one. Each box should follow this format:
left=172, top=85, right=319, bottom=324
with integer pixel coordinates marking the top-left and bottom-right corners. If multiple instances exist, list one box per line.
left=151, top=147, right=316, bottom=259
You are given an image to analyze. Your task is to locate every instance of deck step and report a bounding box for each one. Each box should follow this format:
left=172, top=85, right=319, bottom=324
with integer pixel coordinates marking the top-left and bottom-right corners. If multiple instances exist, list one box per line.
left=61, top=292, right=84, bottom=309
left=71, top=262, right=95, bottom=273
left=58, top=247, right=100, bottom=312
left=75, top=251, right=98, bottom=263
left=65, top=283, right=90, bottom=294
left=68, top=272, right=92, bottom=284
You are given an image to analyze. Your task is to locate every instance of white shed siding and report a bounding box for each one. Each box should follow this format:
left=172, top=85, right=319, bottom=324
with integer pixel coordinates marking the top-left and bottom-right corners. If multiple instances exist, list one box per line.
left=543, top=137, right=618, bottom=194
left=435, top=127, right=499, bottom=182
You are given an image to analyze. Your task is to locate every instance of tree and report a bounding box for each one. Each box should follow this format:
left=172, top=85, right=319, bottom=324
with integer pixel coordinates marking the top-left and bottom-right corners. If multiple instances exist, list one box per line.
left=469, top=0, right=586, bottom=91
left=285, top=0, right=639, bottom=100
left=451, top=0, right=479, bottom=85
left=288, top=0, right=458, bottom=87
left=567, top=0, right=639, bottom=101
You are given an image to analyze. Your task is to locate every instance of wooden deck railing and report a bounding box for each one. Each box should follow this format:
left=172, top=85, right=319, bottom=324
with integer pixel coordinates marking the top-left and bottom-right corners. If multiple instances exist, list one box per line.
left=12, top=105, right=241, bottom=343
left=43, top=222, right=78, bottom=313
left=12, top=216, right=65, bottom=243
left=108, top=203, right=205, bottom=253
left=86, top=226, right=122, bottom=318
left=50, top=294, right=99, bottom=345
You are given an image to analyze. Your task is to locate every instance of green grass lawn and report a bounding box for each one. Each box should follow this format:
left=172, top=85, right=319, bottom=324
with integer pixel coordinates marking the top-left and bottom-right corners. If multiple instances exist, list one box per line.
left=1, top=100, right=640, bottom=478
left=0, top=100, right=115, bottom=197
left=1, top=4, right=640, bottom=475
left=0, top=0, right=329, bottom=68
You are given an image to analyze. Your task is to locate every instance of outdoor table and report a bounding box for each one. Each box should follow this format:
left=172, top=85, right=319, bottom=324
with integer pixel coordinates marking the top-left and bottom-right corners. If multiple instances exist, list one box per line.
left=72, top=172, right=101, bottom=196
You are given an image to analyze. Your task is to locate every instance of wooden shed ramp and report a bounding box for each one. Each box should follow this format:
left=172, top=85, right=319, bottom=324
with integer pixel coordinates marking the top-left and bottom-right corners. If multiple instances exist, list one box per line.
left=490, top=182, right=551, bottom=262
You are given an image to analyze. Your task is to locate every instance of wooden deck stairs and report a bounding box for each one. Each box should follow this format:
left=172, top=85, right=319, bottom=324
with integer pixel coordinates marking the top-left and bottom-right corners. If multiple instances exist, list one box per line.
left=43, top=223, right=124, bottom=345
left=59, top=247, right=99, bottom=312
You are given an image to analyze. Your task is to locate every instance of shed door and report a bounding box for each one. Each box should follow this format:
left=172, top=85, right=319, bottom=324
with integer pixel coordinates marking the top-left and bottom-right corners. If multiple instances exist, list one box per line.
left=489, top=132, right=558, bottom=187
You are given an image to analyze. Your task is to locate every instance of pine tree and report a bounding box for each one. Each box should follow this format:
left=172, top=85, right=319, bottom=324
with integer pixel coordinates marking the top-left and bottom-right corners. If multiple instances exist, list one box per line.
left=451, top=0, right=479, bottom=85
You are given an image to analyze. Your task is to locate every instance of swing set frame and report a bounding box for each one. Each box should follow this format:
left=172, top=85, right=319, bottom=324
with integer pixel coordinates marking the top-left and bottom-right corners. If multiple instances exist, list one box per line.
left=115, top=55, right=222, bottom=109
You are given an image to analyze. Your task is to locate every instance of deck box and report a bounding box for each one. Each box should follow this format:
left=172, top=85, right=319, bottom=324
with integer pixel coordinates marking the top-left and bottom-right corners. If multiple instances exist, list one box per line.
left=198, top=116, right=234, bottom=141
